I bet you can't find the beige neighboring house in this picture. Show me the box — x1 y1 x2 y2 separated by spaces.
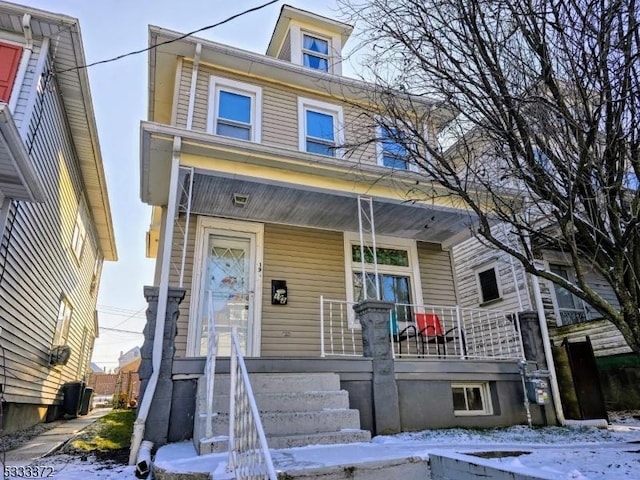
138 5 556 454
0 2 116 433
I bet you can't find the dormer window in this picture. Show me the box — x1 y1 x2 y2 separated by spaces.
302 34 329 72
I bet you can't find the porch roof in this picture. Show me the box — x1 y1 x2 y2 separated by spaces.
141 122 478 246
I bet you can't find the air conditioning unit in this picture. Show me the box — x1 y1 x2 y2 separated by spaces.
49 345 72 366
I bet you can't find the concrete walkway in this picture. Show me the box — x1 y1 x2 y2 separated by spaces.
4 408 112 466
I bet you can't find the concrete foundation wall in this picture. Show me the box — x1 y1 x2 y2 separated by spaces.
1 403 49 435
170 357 542 442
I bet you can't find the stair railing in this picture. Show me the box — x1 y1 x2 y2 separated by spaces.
227 326 277 480
204 290 217 439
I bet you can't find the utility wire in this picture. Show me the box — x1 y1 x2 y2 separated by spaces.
57 0 280 75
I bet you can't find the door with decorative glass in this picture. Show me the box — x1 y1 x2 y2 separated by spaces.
197 232 256 356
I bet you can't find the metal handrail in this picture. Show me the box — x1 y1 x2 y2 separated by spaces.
227 326 277 480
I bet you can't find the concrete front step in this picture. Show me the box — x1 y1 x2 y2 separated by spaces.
199 429 372 454
209 372 342 394
203 390 351 413
197 409 363 438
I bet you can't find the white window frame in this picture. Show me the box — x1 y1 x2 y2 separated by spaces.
451 382 493 416
90 253 103 294
71 203 87 262
53 297 73 346
376 124 414 171
207 76 262 143
343 232 424 328
301 32 331 72
475 264 502 305
298 97 344 158
547 263 591 326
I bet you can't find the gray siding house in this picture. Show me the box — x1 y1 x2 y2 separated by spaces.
0 2 117 433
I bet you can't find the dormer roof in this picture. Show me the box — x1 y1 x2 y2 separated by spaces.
266 4 353 59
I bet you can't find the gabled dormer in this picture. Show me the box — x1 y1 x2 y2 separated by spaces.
266 5 353 76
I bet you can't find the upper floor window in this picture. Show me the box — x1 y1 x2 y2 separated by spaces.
549 264 591 326
71 203 87 262
90 253 103 294
302 34 329 72
53 297 73 346
476 265 501 304
378 126 409 170
0 41 23 103
208 76 262 142
298 97 343 157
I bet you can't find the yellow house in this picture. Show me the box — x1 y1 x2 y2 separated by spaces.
136 5 553 459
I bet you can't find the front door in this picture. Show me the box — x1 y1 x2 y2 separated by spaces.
196 230 257 356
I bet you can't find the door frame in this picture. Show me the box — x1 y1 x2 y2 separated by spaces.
187 217 264 357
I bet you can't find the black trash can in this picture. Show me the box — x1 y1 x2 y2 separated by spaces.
62 381 85 417
79 387 93 415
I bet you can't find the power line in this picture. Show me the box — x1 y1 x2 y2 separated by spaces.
100 327 143 335
57 0 280 75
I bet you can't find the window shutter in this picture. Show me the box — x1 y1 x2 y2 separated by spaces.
0 42 23 103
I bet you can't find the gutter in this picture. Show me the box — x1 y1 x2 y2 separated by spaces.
129 136 182 466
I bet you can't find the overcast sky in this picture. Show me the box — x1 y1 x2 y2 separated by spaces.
16 0 351 369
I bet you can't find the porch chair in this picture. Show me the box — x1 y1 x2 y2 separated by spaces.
415 313 465 357
389 310 418 356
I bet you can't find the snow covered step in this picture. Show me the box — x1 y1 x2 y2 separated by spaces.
210 372 341 394
201 390 351 413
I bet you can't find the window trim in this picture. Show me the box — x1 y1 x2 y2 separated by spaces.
71 203 87 263
301 32 330 72
343 232 424 328
297 97 344 158
548 263 591 326
207 76 262 143
451 382 493 416
475 264 502 305
376 124 413 171
53 297 73 346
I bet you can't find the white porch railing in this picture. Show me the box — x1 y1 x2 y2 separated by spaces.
227 327 277 480
320 297 524 360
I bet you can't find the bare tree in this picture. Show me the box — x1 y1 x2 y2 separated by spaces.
338 0 640 352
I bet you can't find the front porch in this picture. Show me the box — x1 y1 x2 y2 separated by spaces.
138 288 556 452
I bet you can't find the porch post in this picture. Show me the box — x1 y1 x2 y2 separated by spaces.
353 300 401 435
139 285 186 446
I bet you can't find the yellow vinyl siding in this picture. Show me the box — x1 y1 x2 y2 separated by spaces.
417 242 457 306
174 63 381 165
261 224 345 356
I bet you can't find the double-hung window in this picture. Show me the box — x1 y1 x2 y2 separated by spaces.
378 126 409 170
53 297 73 346
549 264 589 326
298 98 343 157
209 76 262 142
71 203 87 262
302 34 330 72
344 233 423 328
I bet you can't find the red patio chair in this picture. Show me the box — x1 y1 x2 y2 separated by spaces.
415 313 463 357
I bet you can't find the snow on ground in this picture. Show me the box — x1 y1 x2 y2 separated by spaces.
33 412 640 479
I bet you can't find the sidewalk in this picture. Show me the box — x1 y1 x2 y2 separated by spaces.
4 408 112 466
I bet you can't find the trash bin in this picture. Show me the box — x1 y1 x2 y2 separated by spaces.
79 387 93 415
62 381 85 417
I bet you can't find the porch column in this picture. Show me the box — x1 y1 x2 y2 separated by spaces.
139 285 186 447
353 300 401 435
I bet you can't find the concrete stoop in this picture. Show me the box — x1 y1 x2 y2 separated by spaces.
194 373 371 455
153 455 430 480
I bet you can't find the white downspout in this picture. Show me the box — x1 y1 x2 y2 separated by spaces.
130 136 182 465
530 272 566 425
9 14 33 114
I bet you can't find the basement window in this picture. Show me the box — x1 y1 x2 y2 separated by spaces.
452 382 493 416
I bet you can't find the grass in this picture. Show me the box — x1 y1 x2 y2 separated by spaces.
65 409 135 463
